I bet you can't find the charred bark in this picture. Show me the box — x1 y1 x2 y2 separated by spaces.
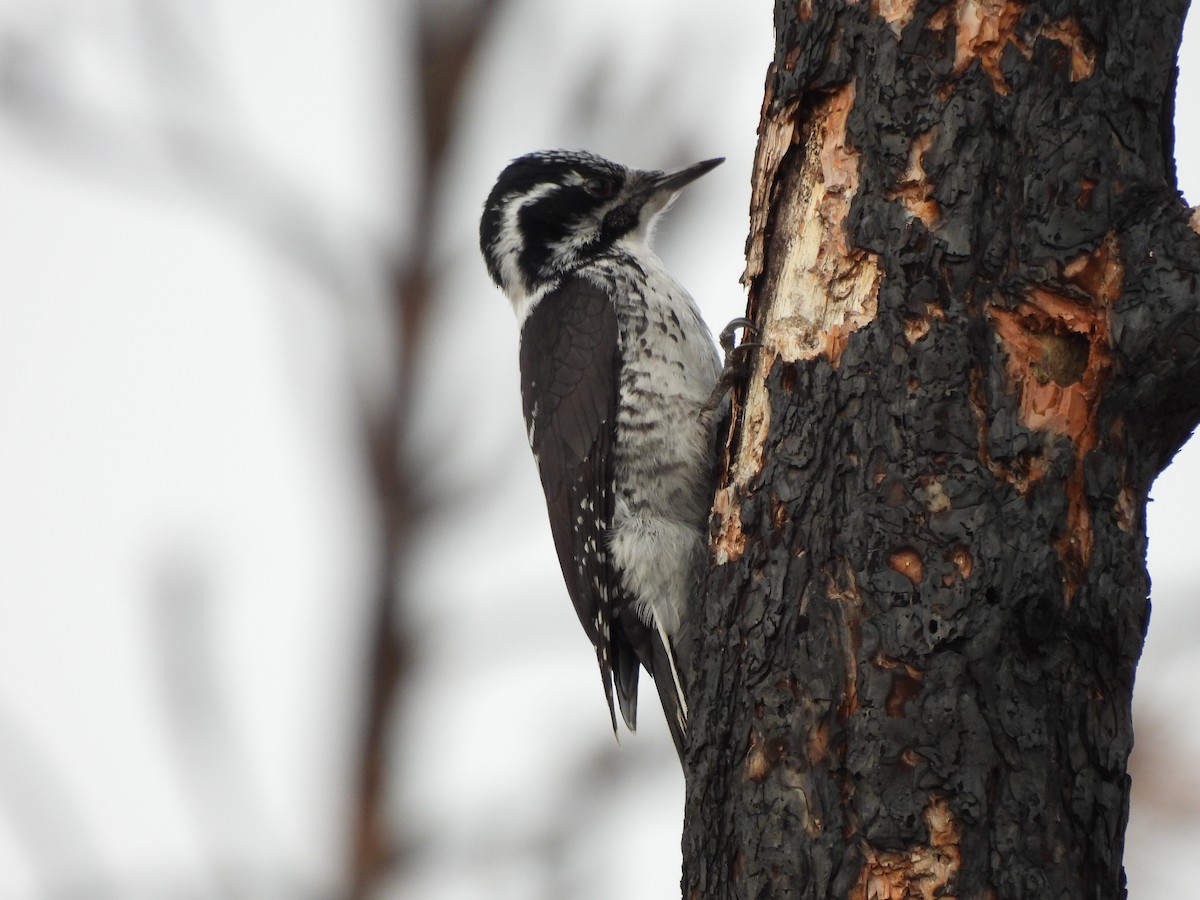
684 2 1199 897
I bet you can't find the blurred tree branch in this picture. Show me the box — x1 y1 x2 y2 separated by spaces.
349 1 501 895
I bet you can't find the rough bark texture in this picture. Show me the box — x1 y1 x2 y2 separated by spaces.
684 2 1200 897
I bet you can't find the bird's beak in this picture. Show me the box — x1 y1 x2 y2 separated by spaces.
653 157 725 194
636 157 724 221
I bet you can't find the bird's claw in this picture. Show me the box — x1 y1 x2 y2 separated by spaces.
718 317 756 355
704 317 758 413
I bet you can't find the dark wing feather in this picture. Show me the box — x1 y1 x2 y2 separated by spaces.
520 277 631 734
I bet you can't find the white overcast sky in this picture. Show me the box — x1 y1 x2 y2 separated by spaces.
0 2 1197 899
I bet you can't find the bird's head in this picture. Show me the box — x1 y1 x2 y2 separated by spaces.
479 150 723 314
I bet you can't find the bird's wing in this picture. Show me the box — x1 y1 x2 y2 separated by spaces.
519 276 643 735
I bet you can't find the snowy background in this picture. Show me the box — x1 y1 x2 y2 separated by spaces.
0 2 1196 898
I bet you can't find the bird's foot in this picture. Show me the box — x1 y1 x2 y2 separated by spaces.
703 317 758 413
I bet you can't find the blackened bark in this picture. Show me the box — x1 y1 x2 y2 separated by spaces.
684 2 1199 898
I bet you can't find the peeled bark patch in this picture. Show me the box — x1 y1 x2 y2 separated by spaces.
851 795 962 900
887 548 924 584
729 83 881 492
950 0 1027 93
942 1 1096 93
754 82 880 368
989 234 1122 597
888 128 941 228
710 484 747 565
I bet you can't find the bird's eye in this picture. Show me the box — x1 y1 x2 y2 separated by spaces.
583 177 614 199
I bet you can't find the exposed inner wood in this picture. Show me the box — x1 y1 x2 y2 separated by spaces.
734 83 882 487
933 1 1096 93
888 127 942 228
988 233 1122 598
850 794 963 900
874 0 919 36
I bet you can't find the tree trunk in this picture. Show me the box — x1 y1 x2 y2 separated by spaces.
683 2 1199 897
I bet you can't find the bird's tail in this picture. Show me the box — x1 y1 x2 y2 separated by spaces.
648 619 688 760
607 618 688 761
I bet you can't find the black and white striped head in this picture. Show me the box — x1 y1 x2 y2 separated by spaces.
479 149 723 316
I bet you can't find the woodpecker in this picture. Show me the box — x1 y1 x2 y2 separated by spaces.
479 150 724 757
